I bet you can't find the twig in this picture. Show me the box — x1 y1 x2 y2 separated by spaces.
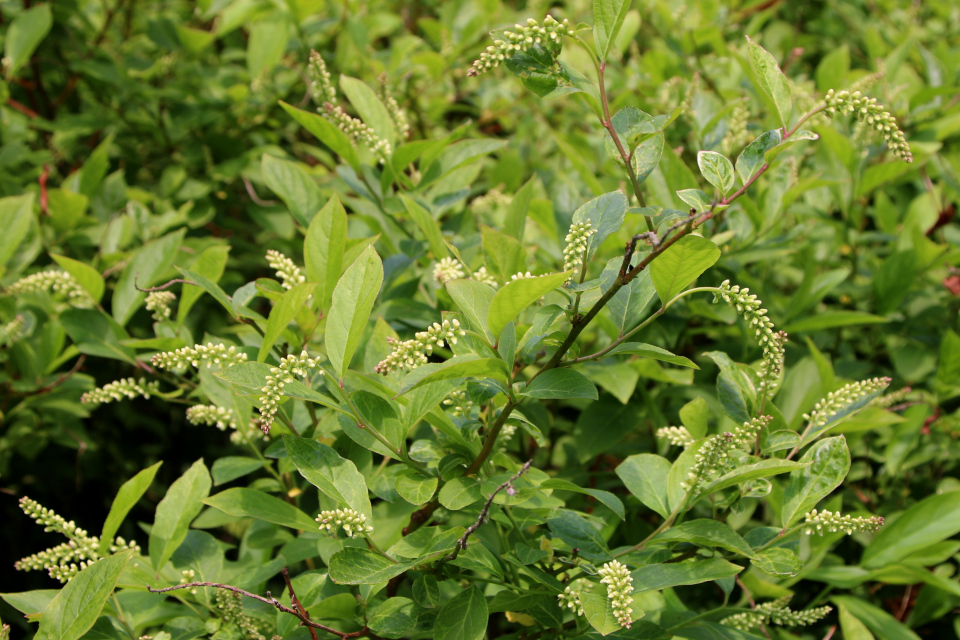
148 581 370 639
134 276 197 292
822 625 837 640
283 568 319 640
244 176 278 206
6 98 39 118
14 354 87 397
448 459 533 560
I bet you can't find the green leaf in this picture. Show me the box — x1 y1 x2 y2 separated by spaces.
178 245 229 322
765 130 819 163
481 225 526 285
503 176 537 241
60 309 136 363
746 36 792 128
0 194 34 268
616 454 672 518
398 358 511 396
488 272 569 339
781 436 850 527
258 282 315 361
831 596 920 640
838 601 876 640
51 254 105 303
547 510 609 561
402 194 448 260
438 477 484 510
703 459 810 495
283 435 372 519
149 458 211 570
78 135 112 198
754 548 802 577
413 574 440 608
435 586 488 640
447 278 497 341
697 151 736 196
680 397 710 438
650 235 721 304
654 519 759 560
246 16 288 76
325 245 383 379
862 491 960 569
4 4 52 79
522 368 598 400
541 478 625 519
571 191 629 261
113 229 186 326
261 154 323 226
204 487 317 530
676 188 713 213
304 195 347 314
340 75 396 143
329 548 418 585
211 457 267 486
603 262 656 335
396 472 439 506
422 140 510 187
99 462 162 556
47 189 88 232
368 598 420 639
607 342 699 368
580 591 626 636
279 101 360 171
214 361 271 389
630 558 744 593
783 311 890 333
35 550 133 640
593 0 631 60
735 130 781 185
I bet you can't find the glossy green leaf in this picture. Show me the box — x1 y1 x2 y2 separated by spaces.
580 591 627 636
481 225 525 284
368 598 420 639
831 596 920 640
402 194 448 260
676 188 712 212
304 195 347 313
396 472 439 506
547 510 609 561
654 519 759 560
783 311 890 333
615 453 672 518
435 586 488 640
204 487 317 530
781 436 850 527
178 245 229 322
703 459 809 495
258 282 315 361
630 557 743 593
541 478 625 519
283 435 372 519
438 477 484 510
149 458 211 570
177 267 236 318
0 194 34 267
35 550 133 640
447 278 497 341
593 0 631 60
862 491 960 569
325 245 382 379
329 547 418 585
799 380 889 447
398 358 510 396
522 368 598 400
4 4 52 78
113 229 186 326
99 461 161 556
754 548 802 577
571 191 629 261
339 75 396 143
261 154 323 226
279 101 360 170
607 342 699 368
735 130 781 185
746 36 792 128
51 254 105 303
697 151 735 195
503 175 537 240
211 456 266 486
650 235 721 304
488 272 569 338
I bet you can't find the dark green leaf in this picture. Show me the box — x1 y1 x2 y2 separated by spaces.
99 461 162 556
522 368 598 400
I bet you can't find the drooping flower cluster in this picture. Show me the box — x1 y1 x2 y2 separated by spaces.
186 404 238 431
803 509 884 536
4 270 93 307
259 351 321 432
1 622 9 640
81 378 160 404
562 220 596 274
557 586 585 617
375 319 465 374
723 597 832 631
14 497 140 583
871 386 912 409
433 257 465 284
266 249 307 290
472 266 498 287
317 507 373 537
443 389 474 417
802 377 892 430
511 271 535 281
679 417 770 493
215 590 278 640
152 342 248 371
758 330 788 397
307 50 337 105
823 89 912 162
730 415 772 448
656 426 694 448
324 102 391 157
145 291 176 321
467 15 572 77
722 99 750 154
598 560 633 629
379 73 410 139
0 315 24 347
715 281 785 398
